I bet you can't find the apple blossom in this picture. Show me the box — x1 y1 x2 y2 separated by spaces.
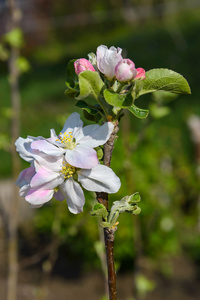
96 45 123 80
30 112 114 169
115 59 137 82
16 151 121 214
74 58 95 75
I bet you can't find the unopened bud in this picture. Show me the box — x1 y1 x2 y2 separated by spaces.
74 58 95 75
115 59 137 82
135 68 146 80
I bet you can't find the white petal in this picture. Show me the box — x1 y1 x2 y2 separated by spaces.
33 152 64 172
60 178 85 214
15 136 45 162
61 112 83 135
77 122 114 148
31 140 64 156
65 145 99 169
50 129 57 138
78 165 121 193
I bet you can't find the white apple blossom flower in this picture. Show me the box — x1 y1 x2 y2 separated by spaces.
96 45 123 80
29 112 114 169
16 152 121 214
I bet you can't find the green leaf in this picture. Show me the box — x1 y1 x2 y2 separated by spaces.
103 89 133 108
137 68 191 97
75 100 100 115
128 104 149 119
91 203 108 220
65 59 79 96
108 193 141 226
83 110 102 122
76 70 105 100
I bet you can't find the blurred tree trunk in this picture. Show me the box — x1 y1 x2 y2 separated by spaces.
6 1 21 300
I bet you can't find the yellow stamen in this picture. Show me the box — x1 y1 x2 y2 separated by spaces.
60 162 76 179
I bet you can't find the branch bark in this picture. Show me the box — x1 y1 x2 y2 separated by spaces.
96 121 119 300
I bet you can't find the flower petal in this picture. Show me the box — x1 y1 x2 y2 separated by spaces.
53 190 65 201
34 153 63 172
16 166 35 188
31 140 64 156
30 167 63 189
60 178 85 214
25 188 54 205
61 112 83 135
65 145 99 169
78 165 121 193
76 122 114 148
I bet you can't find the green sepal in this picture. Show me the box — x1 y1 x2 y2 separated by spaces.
128 104 149 119
91 203 108 220
65 59 79 96
137 68 191 97
103 89 133 108
95 146 104 160
76 70 105 100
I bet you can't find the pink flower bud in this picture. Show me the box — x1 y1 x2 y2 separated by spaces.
74 58 95 75
115 59 137 82
135 68 146 80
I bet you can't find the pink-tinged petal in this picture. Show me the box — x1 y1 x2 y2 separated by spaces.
30 167 63 189
135 68 146 80
53 190 65 201
115 59 137 82
78 165 121 193
34 153 63 172
16 166 35 188
61 112 83 135
60 178 85 214
31 140 64 156
25 188 54 205
77 122 114 148
65 145 99 169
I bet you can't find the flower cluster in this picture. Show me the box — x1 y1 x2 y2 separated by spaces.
16 112 121 214
74 45 146 82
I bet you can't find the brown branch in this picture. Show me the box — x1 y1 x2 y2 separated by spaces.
96 120 119 300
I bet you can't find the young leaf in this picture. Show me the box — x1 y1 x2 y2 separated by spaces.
76 70 105 100
128 104 149 119
91 203 108 220
137 68 191 97
103 89 133 107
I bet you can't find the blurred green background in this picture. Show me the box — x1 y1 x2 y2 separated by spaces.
0 0 200 299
